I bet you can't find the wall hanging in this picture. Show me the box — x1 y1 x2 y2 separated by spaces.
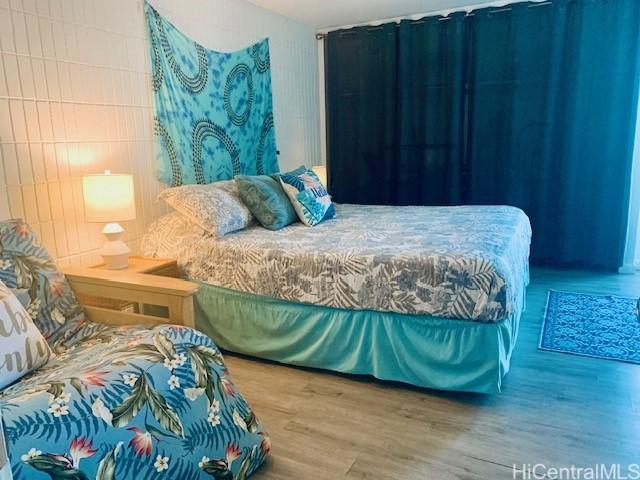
145 2 278 186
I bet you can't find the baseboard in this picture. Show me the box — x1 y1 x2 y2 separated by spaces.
619 263 639 274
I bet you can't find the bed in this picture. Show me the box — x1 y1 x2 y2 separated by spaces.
143 203 531 394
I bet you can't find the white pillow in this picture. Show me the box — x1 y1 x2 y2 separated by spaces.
158 180 254 237
0 280 52 389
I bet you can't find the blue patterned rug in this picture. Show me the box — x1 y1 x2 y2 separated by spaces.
539 290 640 364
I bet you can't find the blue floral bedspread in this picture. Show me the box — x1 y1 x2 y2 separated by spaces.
144 204 532 322
0 324 269 480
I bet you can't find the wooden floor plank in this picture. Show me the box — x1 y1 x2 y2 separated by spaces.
224 268 640 479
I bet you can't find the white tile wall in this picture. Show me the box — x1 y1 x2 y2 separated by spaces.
0 0 321 266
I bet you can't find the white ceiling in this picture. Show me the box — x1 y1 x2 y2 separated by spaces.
246 0 506 30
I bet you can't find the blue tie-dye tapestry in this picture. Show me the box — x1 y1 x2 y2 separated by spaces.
145 2 279 186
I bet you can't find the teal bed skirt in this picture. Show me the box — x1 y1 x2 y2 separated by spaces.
194 282 524 394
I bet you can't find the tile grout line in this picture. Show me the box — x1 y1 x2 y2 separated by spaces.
0 4 148 42
5 7 31 227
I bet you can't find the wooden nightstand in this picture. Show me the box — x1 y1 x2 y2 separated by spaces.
62 257 198 328
88 256 180 277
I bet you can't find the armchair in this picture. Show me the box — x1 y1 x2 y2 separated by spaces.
0 219 269 480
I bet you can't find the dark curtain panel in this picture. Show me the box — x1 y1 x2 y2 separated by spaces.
554 0 640 268
325 0 640 269
467 0 640 269
396 13 467 205
465 4 563 263
325 25 398 204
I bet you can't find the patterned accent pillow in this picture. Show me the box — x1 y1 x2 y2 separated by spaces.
0 219 86 347
271 165 306 179
235 174 298 230
0 280 52 388
279 168 336 226
159 180 255 237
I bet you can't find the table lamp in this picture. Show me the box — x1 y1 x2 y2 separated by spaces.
82 170 136 269
311 165 327 189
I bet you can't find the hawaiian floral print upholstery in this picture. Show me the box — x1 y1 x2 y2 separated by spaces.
0 324 269 479
143 204 531 322
0 219 85 347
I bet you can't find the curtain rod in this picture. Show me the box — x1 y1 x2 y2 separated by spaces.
315 0 552 39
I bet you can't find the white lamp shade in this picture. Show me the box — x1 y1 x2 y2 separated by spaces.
311 165 327 188
82 172 136 223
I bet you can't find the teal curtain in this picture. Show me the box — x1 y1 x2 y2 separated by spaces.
325 0 640 269
396 13 467 205
467 1 640 268
325 24 398 204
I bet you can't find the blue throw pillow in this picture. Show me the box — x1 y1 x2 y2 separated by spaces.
279 167 335 226
271 165 306 179
235 175 299 230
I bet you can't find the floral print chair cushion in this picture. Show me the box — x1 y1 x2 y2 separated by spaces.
0 219 85 347
0 324 269 479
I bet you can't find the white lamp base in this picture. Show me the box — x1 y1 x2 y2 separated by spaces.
100 222 131 270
